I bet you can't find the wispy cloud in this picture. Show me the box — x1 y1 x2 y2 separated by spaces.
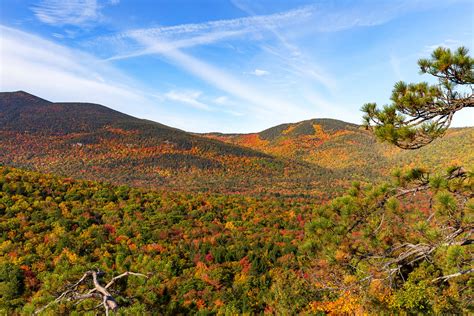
424 39 463 53
96 5 331 119
98 5 314 60
122 6 311 39
0 25 158 118
211 96 244 116
101 0 435 92
248 69 269 76
32 0 101 26
131 32 309 119
230 0 333 89
214 96 229 105
165 90 211 111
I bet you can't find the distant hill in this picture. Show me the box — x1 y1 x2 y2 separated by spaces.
0 91 260 154
204 118 377 169
0 91 331 195
1 91 472 195
203 118 474 175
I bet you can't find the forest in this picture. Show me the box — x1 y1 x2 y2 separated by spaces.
1 164 472 314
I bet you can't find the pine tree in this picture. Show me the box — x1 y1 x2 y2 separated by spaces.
302 47 474 313
362 46 473 149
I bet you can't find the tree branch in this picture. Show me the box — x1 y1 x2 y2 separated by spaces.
35 270 149 315
432 268 474 283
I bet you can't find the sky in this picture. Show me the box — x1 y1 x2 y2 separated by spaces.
0 0 473 133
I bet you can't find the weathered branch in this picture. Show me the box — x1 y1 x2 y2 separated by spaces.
35 270 149 315
105 271 148 289
432 268 474 283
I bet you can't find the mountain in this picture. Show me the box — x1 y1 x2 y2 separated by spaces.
1 91 473 195
203 118 474 175
0 91 330 195
204 118 379 169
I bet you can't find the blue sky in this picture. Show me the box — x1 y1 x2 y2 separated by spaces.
1 0 473 132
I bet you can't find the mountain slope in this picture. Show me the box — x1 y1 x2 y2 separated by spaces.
0 91 330 194
205 118 388 173
2 91 472 195
0 91 264 155
204 118 474 174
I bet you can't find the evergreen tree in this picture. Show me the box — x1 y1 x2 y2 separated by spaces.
362 46 473 149
300 46 474 313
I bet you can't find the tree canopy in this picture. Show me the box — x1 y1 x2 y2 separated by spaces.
362 46 474 149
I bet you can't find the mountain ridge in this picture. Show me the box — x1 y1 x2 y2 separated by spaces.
1 91 473 195
0 91 331 195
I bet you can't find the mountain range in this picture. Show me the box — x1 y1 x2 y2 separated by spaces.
1 91 473 196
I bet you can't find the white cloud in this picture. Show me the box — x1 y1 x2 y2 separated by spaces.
99 4 335 92
131 33 310 119
249 69 269 76
165 90 211 111
125 6 311 38
214 96 228 105
0 25 158 118
32 0 101 27
100 5 314 61
0 24 314 133
231 0 332 89
389 54 402 80
424 39 463 53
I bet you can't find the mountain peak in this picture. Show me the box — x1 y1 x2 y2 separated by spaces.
258 117 359 141
0 90 52 107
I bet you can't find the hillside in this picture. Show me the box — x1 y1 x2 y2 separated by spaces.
204 119 381 170
0 91 332 195
1 91 473 195
0 166 314 314
203 118 474 175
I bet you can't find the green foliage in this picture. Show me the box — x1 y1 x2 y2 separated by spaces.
391 263 439 313
0 263 24 310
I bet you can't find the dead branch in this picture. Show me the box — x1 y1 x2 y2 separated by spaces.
432 268 474 283
35 270 148 315
105 271 148 289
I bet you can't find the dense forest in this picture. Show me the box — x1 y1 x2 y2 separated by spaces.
1 165 472 314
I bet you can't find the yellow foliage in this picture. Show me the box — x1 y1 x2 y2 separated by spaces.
0 240 14 254
225 221 235 229
343 275 357 285
310 291 364 315
335 249 348 262
234 272 248 284
368 279 392 304
53 248 78 265
59 202 69 215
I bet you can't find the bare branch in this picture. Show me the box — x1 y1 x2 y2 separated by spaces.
35 270 148 315
105 271 148 289
432 268 474 283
